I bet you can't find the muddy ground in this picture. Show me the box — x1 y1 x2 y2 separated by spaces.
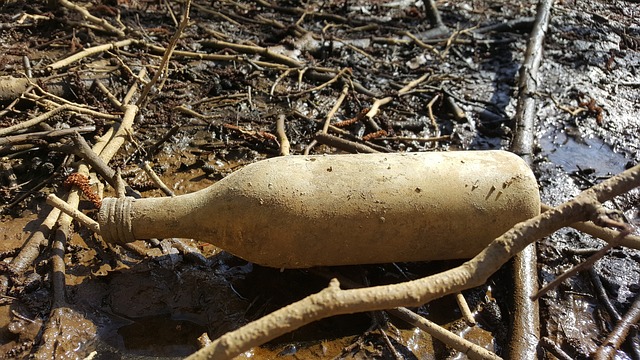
0 0 639 359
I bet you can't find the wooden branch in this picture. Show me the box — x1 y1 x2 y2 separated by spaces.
365 73 429 130
57 0 125 38
507 1 554 358
46 194 101 234
511 0 554 162
137 0 191 106
47 39 133 71
200 39 302 68
140 161 174 197
314 132 380 154
0 125 94 146
595 290 640 359
0 207 61 295
186 163 640 360
541 203 640 249
275 115 290 156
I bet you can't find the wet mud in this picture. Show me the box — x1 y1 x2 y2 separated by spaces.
0 0 638 359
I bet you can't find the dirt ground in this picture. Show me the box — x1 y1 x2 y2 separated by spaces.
0 0 638 359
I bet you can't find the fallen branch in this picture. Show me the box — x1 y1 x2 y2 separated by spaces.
185 161 639 360
57 0 125 37
595 289 640 359
365 72 430 130
531 228 624 301
137 0 192 106
507 1 554 357
314 132 380 154
200 39 303 68
275 114 290 156
0 207 61 296
0 125 95 146
140 161 174 197
305 84 349 155
46 39 133 71
45 194 101 234
390 307 498 360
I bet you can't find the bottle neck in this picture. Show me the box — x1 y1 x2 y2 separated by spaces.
99 196 136 244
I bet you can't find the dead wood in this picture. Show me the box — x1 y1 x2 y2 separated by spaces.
137 0 191 107
314 132 379 154
55 0 125 38
595 290 640 359
275 114 290 156
46 39 133 71
541 203 640 249
50 132 140 198
0 208 61 296
507 0 554 358
186 163 640 359
0 125 94 146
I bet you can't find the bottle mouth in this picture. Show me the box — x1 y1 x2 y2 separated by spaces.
98 197 136 244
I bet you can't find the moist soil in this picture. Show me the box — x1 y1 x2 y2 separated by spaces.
0 0 639 359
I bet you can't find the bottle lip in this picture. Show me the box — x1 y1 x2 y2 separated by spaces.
98 197 136 244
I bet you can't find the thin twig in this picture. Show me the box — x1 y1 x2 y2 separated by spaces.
541 203 640 249
531 226 628 301
456 293 477 326
137 0 191 106
588 267 621 322
47 39 133 71
314 132 380 154
57 0 126 37
46 194 101 234
140 161 174 196
540 337 573 360
595 290 640 360
275 115 290 156
0 126 95 146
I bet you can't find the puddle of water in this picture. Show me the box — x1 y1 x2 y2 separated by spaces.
540 128 628 176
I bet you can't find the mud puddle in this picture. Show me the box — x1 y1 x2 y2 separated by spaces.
540 126 629 176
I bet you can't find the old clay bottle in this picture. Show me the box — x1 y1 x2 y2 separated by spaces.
98 151 540 268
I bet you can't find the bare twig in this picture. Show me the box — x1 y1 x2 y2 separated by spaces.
390 308 498 360
98 104 138 162
46 194 101 234
0 207 61 295
314 132 380 154
140 161 174 196
57 0 125 37
541 203 640 249
588 267 621 322
200 39 302 68
595 290 640 359
540 337 573 360
275 115 290 156
0 126 95 146
456 293 477 326
531 225 628 301
47 39 133 71
365 73 430 128
137 0 192 106
305 84 349 155
0 105 69 137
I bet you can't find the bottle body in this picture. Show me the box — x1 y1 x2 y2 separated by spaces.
99 151 540 268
